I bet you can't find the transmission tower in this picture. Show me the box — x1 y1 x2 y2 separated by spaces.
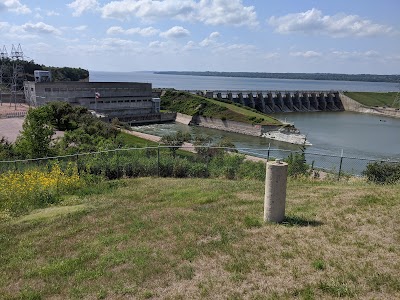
10 44 26 109
0 45 9 106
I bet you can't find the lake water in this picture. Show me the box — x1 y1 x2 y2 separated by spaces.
92 71 400 171
91 71 399 92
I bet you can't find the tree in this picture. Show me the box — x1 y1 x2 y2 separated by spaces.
160 131 191 158
0 137 14 160
14 106 54 158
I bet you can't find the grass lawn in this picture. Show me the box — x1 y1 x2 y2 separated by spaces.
1 178 399 299
118 132 159 147
204 97 281 125
344 92 398 108
161 91 281 126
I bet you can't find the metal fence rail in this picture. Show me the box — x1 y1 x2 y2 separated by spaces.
0 145 398 178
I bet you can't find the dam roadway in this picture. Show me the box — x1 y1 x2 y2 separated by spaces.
184 90 344 113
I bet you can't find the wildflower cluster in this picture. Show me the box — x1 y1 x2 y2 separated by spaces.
0 162 82 216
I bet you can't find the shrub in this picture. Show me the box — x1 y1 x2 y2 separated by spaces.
285 152 309 177
362 162 400 184
0 162 82 216
237 161 265 181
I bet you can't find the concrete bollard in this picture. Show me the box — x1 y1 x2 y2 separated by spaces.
264 159 288 223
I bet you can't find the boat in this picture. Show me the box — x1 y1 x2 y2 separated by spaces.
262 126 312 146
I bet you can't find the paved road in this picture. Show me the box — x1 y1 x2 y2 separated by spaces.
0 118 24 143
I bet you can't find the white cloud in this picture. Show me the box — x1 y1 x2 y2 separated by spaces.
290 50 322 58
74 25 88 31
0 21 9 31
264 52 280 60
197 0 258 27
209 31 220 39
20 22 61 35
67 0 99 17
46 10 60 16
331 50 380 59
199 31 220 47
100 0 258 27
160 26 190 39
269 8 394 37
107 26 160 37
0 0 31 14
183 40 198 51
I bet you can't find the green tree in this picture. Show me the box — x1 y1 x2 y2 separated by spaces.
285 152 309 177
0 137 14 160
14 106 54 158
160 131 191 158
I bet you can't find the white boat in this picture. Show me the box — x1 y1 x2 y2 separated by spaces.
262 126 312 146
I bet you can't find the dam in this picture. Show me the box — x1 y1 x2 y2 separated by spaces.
186 90 344 113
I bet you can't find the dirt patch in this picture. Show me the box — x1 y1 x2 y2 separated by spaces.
0 103 29 116
0 117 24 142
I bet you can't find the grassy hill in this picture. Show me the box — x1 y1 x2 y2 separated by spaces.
161 90 281 126
1 177 399 299
344 92 398 108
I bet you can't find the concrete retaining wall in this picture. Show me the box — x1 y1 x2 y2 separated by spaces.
340 93 400 119
192 116 264 136
175 113 193 125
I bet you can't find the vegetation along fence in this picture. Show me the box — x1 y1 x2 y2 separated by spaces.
0 145 398 183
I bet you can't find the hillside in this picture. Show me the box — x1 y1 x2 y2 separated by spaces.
161 90 281 125
344 92 399 108
0 58 89 84
1 177 399 299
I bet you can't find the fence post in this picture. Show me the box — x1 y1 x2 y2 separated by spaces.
264 159 288 223
76 154 80 175
267 143 271 161
14 160 17 172
157 145 160 177
338 149 344 181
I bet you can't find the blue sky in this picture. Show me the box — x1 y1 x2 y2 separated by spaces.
0 0 399 74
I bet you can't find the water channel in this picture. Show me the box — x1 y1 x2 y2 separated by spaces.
92 71 400 173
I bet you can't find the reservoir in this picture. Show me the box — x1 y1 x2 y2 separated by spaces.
132 111 400 161
91 71 399 92
92 71 400 171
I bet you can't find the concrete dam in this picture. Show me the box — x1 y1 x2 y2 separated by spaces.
188 90 344 113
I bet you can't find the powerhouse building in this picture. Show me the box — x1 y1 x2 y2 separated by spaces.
23 81 161 123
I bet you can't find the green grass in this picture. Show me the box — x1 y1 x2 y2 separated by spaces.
344 92 398 108
0 178 399 299
205 97 281 125
161 90 281 125
118 131 159 147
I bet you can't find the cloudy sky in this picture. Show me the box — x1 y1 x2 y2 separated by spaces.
0 0 399 74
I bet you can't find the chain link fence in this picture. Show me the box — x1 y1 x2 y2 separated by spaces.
0 145 398 180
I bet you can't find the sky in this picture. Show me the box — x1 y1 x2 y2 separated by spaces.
0 0 399 74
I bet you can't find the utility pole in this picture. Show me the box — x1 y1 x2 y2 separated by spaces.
0 45 9 106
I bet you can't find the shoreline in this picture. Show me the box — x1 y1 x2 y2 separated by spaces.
121 129 267 163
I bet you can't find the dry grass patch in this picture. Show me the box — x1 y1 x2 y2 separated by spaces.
0 178 399 299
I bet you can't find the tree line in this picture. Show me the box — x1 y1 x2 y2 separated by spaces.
155 71 400 83
0 58 89 85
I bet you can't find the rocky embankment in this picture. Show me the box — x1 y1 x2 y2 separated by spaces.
340 93 400 118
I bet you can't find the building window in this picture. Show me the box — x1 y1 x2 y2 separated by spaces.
45 88 51 92
53 88 59 92
31 88 34 91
